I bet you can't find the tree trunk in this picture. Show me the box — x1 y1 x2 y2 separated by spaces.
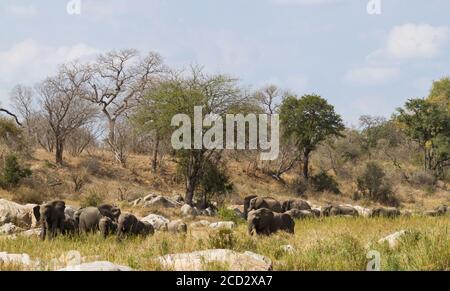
107 118 126 167
55 139 64 165
185 176 197 206
302 149 310 179
151 137 160 173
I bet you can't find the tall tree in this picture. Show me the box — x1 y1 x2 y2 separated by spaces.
83 49 165 166
280 94 344 178
395 98 450 175
38 65 97 165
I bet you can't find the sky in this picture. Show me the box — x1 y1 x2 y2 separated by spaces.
0 0 449 126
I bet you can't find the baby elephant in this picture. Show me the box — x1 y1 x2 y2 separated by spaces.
99 217 118 238
117 213 154 240
247 208 295 236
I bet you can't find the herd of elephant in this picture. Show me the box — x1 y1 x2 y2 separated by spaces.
33 202 152 241
244 195 449 235
33 196 448 240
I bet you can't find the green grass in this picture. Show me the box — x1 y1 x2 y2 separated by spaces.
0 216 448 271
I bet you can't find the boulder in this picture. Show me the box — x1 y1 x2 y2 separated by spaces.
144 196 179 208
201 207 217 217
0 252 38 269
131 198 142 207
351 205 371 218
58 261 133 271
143 193 158 202
167 219 187 233
141 214 169 231
0 223 24 235
156 249 272 271
0 199 34 228
181 204 200 217
378 230 408 249
209 221 235 230
227 205 245 218
190 220 211 228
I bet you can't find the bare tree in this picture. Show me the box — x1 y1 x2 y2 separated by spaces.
10 85 34 128
83 49 165 166
38 64 97 165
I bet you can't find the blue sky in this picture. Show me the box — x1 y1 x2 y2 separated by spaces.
1 0 449 126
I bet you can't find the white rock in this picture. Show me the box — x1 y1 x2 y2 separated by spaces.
58 261 133 271
156 249 272 271
209 221 236 230
143 193 158 202
351 205 372 218
378 230 408 249
227 205 245 218
181 204 200 217
0 252 36 268
0 223 24 235
144 196 179 208
0 199 34 228
190 220 211 228
141 214 170 231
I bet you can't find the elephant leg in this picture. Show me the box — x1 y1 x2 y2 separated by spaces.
40 223 46 241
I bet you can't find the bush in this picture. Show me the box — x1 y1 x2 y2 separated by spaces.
310 171 340 194
357 162 399 206
218 207 245 224
80 188 105 207
14 186 47 204
409 171 437 188
80 158 102 176
0 155 32 188
291 177 308 196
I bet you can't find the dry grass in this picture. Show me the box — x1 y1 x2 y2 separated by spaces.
1 216 448 271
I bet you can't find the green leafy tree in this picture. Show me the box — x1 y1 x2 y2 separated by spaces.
395 98 450 175
428 77 450 111
0 155 32 188
280 94 345 178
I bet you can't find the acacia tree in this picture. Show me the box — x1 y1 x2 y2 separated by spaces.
280 94 344 179
39 65 97 165
133 68 247 205
83 49 165 166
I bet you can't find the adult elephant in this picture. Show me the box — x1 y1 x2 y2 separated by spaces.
33 200 66 240
371 207 401 218
282 199 311 212
98 204 121 222
117 213 154 240
248 197 282 215
321 205 359 217
77 207 103 234
243 195 258 219
247 208 295 235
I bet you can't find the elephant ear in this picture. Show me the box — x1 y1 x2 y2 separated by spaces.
261 208 274 219
33 205 41 222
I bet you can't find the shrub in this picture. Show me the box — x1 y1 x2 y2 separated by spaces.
218 207 245 224
14 186 47 204
310 171 340 194
80 158 102 176
80 188 105 207
0 155 32 188
198 159 233 208
291 177 308 196
357 162 399 206
409 171 437 188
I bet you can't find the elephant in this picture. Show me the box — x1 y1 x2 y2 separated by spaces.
97 204 121 222
248 197 283 215
247 208 295 235
99 217 118 238
282 199 311 212
62 215 77 236
370 207 401 218
77 207 103 233
285 209 315 219
33 200 66 240
117 213 154 240
167 219 188 233
321 205 359 217
243 195 258 219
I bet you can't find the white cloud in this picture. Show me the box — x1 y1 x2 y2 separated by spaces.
0 40 99 102
386 24 449 59
4 4 38 17
345 66 399 85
